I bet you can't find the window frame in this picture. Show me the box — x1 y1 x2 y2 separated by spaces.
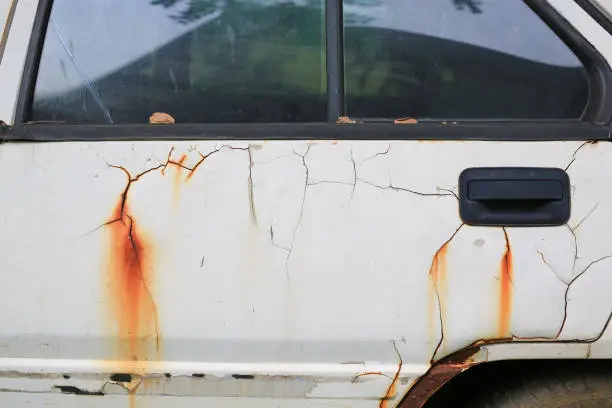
575 0 612 36
5 0 612 142
531 0 612 124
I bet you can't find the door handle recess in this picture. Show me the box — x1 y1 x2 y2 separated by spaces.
459 167 570 227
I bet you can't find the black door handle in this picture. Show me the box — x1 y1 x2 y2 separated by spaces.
459 168 570 227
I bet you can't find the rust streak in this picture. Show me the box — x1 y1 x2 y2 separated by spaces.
174 154 187 167
380 342 403 408
167 154 188 171
429 224 463 362
186 153 207 181
170 154 187 204
160 147 175 176
429 244 448 286
429 245 447 361
103 147 224 364
107 167 160 364
499 228 513 337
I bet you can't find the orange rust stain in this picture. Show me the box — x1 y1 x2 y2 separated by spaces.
175 154 187 168
380 377 398 408
161 147 175 176
186 155 206 181
429 244 449 317
428 242 449 355
172 154 187 203
429 244 448 285
129 393 136 408
107 184 159 363
380 349 402 408
499 230 513 337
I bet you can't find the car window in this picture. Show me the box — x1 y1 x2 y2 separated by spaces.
30 0 326 124
29 0 591 123
343 0 589 119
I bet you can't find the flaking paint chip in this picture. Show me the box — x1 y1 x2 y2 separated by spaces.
149 112 176 124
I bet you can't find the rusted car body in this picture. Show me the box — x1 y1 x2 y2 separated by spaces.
1 0 612 407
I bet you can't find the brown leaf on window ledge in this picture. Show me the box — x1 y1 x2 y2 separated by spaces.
149 112 176 124
394 117 418 124
336 116 357 124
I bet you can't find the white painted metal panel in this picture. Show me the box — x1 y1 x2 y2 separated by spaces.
1 0 612 407
0 140 609 407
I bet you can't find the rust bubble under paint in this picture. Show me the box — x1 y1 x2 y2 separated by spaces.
499 229 513 337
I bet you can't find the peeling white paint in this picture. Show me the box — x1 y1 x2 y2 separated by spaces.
0 357 424 400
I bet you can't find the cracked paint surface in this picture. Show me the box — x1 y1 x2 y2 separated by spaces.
0 140 612 407
105 165 160 365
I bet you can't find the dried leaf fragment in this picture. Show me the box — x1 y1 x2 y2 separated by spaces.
149 112 176 124
394 117 418 124
337 116 357 124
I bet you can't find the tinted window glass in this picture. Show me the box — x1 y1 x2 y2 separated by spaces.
31 0 326 124
344 0 589 119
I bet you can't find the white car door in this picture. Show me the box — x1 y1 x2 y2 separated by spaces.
1 0 612 407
